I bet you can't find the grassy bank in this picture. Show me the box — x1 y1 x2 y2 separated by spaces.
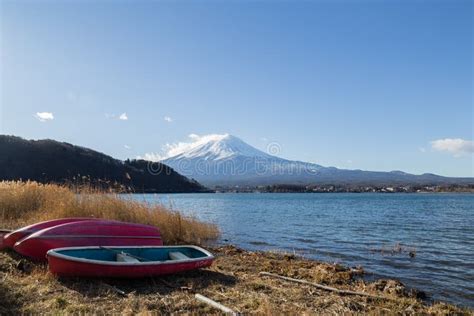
1 246 471 315
0 181 471 314
0 181 219 244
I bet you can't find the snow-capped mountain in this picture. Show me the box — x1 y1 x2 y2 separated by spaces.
163 134 273 161
161 134 471 187
161 134 323 185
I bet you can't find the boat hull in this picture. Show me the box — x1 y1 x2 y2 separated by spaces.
14 220 163 261
0 229 12 250
3 218 96 249
47 246 214 278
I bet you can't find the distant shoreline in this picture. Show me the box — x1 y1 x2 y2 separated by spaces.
210 184 474 194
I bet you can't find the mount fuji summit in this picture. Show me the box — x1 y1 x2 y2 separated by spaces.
161 134 322 186
161 134 471 187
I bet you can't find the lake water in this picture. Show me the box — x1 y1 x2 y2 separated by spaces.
133 193 474 308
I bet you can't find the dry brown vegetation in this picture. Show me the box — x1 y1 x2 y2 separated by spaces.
0 181 219 244
0 181 471 314
1 246 472 315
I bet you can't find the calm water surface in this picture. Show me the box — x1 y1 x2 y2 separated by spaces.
133 193 474 308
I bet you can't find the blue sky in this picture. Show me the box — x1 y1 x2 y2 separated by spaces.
1 0 472 177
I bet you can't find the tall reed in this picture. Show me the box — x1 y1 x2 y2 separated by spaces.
0 181 219 244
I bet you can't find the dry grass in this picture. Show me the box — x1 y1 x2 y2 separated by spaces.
0 181 471 314
0 181 219 244
0 246 472 315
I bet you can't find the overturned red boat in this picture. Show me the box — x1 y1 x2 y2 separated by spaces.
3 218 96 249
47 245 214 278
14 220 163 261
0 229 12 250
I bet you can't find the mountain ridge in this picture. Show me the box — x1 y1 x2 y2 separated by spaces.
162 134 473 187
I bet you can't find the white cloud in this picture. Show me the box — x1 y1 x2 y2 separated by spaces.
164 116 173 123
140 133 229 161
137 152 164 162
35 112 54 122
431 138 474 157
105 113 129 120
166 133 229 158
119 113 128 120
124 145 131 150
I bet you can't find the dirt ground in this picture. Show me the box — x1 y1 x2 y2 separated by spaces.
0 245 471 315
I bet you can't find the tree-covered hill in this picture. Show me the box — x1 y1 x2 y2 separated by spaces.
0 135 209 193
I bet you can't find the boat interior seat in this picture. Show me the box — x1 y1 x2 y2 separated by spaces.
116 253 140 263
169 251 189 260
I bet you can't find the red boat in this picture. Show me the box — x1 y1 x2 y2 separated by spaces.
14 220 163 261
2 218 96 249
47 245 214 278
0 229 12 250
